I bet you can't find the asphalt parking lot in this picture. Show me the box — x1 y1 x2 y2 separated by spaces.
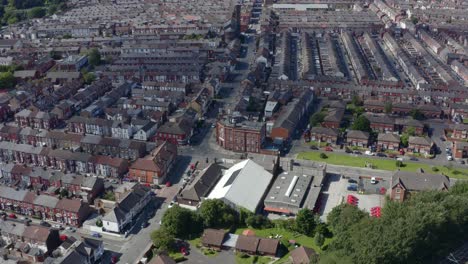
319 174 387 221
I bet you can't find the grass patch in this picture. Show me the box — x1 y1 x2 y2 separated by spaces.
235 253 272 264
202 248 219 257
188 237 202 249
308 141 329 147
297 152 468 179
168 252 186 263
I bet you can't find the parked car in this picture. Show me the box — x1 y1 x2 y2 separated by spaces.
91 232 101 238
440 137 446 141
409 157 418 161
53 224 64 230
458 160 465 164
376 153 387 157
324 146 333 152
447 155 453 161
353 150 362 155
347 185 358 191
8 213 16 219
111 255 119 264
40 221 51 227
365 150 375 156
310 146 319 150
168 201 175 208
371 177 377 184
345 147 352 153
347 179 358 184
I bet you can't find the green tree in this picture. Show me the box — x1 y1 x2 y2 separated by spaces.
401 133 409 147
324 182 468 264
405 126 416 136
327 204 367 234
199 199 237 228
409 109 424 120
351 95 363 106
351 115 371 132
320 153 328 159
294 209 317 236
87 48 101 66
150 229 175 252
28 6 46 18
310 112 325 127
396 160 403 167
314 232 325 247
59 188 68 197
161 205 201 239
83 72 96 84
47 4 58 15
384 102 393 114
410 16 419 25
0 72 15 89
103 191 115 201
246 214 271 229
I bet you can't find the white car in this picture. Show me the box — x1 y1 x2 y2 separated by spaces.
365 151 375 156
447 156 453 161
370 177 377 184
168 202 175 208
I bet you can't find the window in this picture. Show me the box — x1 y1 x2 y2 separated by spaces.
396 188 401 194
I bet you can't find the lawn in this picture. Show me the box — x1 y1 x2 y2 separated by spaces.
297 152 468 179
235 253 273 264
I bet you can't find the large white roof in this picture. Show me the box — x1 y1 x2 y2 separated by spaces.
208 159 273 212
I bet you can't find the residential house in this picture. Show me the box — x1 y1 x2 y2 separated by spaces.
346 130 369 147
321 109 344 129
128 141 177 184
407 136 433 154
201 229 227 250
111 121 134 139
93 156 129 178
52 236 104 264
15 109 60 129
364 113 395 133
377 133 400 151
102 184 151 234
216 116 266 153
395 118 425 136
452 124 468 140
309 127 338 145
177 163 224 210
156 118 194 145
68 116 113 137
188 87 212 119
290 246 317 264
133 121 158 141
0 221 61 255
453 141 468 159
390 171 449 202
46 71 81 84
235 235 279 257
149 255 176 264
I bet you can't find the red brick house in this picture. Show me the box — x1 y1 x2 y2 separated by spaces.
15 109 60 130
452 124 468 140
407 136 433 154
364 100 386 113
216 117 266 153
321 109 344 129
453 141 468 159
309 127 338 145
364 113 395 133
129 141 177 184
377 133 400 151
395 118 425 136
346 130 369 147
201 229 227 250
155 118 193 145
390 171 449 202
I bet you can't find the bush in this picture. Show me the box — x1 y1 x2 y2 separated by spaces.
396 160 403 167
314 233 325 247
239 253 249 259
432 167 439 172
320 153 328 159
96 219 103 227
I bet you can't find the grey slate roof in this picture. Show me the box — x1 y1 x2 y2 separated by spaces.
392 171 450 191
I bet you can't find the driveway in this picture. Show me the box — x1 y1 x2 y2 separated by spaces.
183 248 236 264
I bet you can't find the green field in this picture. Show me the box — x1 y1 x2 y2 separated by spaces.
235 253 272 264
297 152 468 179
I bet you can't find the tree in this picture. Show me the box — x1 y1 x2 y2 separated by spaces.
310 112 325 127
324 182 468 264
199 199 237 228
0 72 15 89
103 191 115 201
246 214 271 229
396 160 403 168
87 48 101 66
161 205 201 239
151 229 175 252
405 126 416 136
351 115 371 132
327 204 367 234
410 16 419 25
294 209 317 236
409 109 424 120
83 72 96 84
59 188 68 197
351 95 363 106
47 4 58 15
320 153 328 159
28 7 46 18
384 102 393 114
400 133 409 147
314 232 325 247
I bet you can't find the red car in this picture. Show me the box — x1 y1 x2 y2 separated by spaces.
324 146 333 152
165 181 172 187
111 255 118 264
8 213 16 219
